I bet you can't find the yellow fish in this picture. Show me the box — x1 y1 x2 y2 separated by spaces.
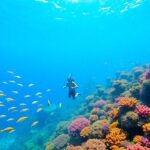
9 129 16 133
17 116 28 123
32 101 38 104
24 95 31 98
15 75 21 79
20 108 29 112
35 92 42 96
0 127 15 133
36 108 43 112
28 83 35 87
6 98 14 102
0 93 5 97
31 121 39 127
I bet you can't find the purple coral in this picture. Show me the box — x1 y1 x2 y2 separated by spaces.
135 105 150 117
68 117 90 137
141 136 150 148
144 69 150 80
93 100 106 107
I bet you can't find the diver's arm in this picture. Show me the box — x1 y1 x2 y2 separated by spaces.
72 82 78 89
63 83 68 88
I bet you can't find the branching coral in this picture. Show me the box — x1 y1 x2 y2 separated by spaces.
118 97 138 108
135 105 150 117
109 108 119 118
82 139 106 150
80 126 91 138
143 123 150 134
66 146 83 150
106 128 126 147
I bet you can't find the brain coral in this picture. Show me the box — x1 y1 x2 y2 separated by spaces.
127 144 149 150
118 97 138 108
82 139 106 150
106 128 126 147
133 135 142 144
80 126 91 138
135 105 150 117
143 123 150 134
68 117 90 137
53 134 70 150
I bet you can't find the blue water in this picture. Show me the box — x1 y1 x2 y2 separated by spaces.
0 0 150 149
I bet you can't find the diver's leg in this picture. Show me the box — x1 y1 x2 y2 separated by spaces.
68 90 72 98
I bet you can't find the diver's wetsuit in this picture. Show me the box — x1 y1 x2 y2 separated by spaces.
66 81 77 99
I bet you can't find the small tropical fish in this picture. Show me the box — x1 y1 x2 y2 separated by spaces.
28 83 35 87
8 70 14 74
17 116 28 123
36 107 43 112
0 93 5 97
59 102 62 108
8 106 17 111
35 92 42 96
38 96 42 99
15 75 21 79
0 104 5 107
9 129 16 133
0 90 4 93
20 103 27 106
35 0 48 3
0 101 3 103
0 115 7 118
17 83 24 87
47 99 51 107
31 121 39 127
0 127 15 133
7 118 15 122
32 101 38 104
38 104 43 107
46 89 51 92
9 80 16 83
2 81 8 84
12 91 19 94
20 108 29 112
24 95 31 98
11 110 18 113
6 98 14 102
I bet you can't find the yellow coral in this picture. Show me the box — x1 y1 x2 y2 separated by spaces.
143 123 150 134
80 126 91 138
89 114 98 122
109 121 119 130
133 135 142 144
118 97 138 107
109 108 119 118
110 145 126 150
106 128 126 146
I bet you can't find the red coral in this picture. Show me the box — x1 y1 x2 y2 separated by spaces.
127 144 149 150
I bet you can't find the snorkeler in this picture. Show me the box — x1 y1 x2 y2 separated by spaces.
63 74 80 99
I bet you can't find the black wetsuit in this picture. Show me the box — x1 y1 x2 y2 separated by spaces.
67 82 76 99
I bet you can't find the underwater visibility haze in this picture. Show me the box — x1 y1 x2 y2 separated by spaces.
0 0 150 149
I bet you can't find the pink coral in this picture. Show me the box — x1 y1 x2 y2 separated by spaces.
127 144 149 150
135 105 150 117
93 100 106 107
68 117 90 137
141 137 150 147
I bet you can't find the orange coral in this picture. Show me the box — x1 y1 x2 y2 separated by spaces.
143 123 150 134
67 146 83 150
118 97 138 108
109 121 119 130
82 139 106 150
91 108 100 114
89 114 98 122
109 108 119 118
111 145 126 150
80 126 91 138
106 128 126 147
133 135 142 144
